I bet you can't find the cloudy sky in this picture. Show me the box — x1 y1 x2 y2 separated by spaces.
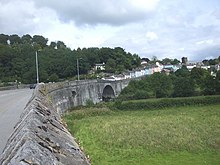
0 0 220 61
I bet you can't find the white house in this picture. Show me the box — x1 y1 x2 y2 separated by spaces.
163 65 180 72
186 64 196 71
201 65 210 70
123 72 132 79
94 63 105 71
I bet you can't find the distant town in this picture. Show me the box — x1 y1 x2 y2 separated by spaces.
99 57 220 81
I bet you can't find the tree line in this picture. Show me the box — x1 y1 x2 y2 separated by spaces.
0 34 141 84
118 66 220 100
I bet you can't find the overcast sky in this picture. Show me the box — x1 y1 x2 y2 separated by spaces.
0 0 220 61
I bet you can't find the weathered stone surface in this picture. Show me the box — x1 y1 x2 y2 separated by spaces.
0 79 132 164
0 85 90 165
47 79 130 113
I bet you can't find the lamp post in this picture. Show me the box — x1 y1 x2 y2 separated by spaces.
35 51 39 84
77 58 82 81
77 58 80 81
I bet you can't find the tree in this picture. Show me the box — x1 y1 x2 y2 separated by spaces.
131 54 141 68
202 59 209 65
48 73 59 82
0 34 9 45
216 70 220 94
57 41 66 49
161 58 172 65
190 67 209 87
171 59 180 65
0 44 16 80
150 73 173 98
49 41 57 49
116 64 125 73
173 77 195 97
161 58 180 65
175 65 190 77
9 34 21 45
208 59 218 65
21 34 32 44
203 75 217 95
22 67 36 84
105 58 116 73
86 47 100 67
0 33 142 83
118 79 151 100
152 56 158 62
32 35 48 48
99 47 114 63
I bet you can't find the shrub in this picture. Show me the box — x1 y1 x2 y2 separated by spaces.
112 95 220 111
86 99 95 107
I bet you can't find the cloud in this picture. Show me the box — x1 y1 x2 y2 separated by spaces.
196 40 214 45
0 0 36 34
146 32 158 41
0 0 59 35
33 0 160 26
190 45 220 62
0 0 220 62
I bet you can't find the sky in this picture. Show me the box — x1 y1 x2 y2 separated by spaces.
0 0 220 62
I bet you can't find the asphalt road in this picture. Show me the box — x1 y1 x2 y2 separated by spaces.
0 88 33 154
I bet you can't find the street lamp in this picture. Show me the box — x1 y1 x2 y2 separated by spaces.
35 50 41 84
77 58 82 81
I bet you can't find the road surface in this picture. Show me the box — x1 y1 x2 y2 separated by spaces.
0 88 33 153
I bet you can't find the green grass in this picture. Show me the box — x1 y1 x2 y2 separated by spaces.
63 105 220 165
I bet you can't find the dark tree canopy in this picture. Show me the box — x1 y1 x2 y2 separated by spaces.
32 35 48 48
21 34 32 44
9 34 21 45
0 33 141 84
0 34 9 45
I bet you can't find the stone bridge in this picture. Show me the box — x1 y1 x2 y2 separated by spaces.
47 79 130 114
0 78 131 164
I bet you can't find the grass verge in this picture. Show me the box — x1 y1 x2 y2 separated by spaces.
63 104 220 165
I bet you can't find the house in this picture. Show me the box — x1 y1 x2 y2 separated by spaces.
162 68 175 75
103 74 126 81
94 63 105 71
114 74 125 80
145 63 162 75
141 60 148 67
130 71 136 78
145 67 153 75
102 76 115 81
201 65 210 70
186 64 196 71
123 72 132 79
151 63 163 73
163 65 180 72
215 64 220 71
133 68 146 78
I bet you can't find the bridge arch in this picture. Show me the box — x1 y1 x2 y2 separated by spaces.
102 85 115 101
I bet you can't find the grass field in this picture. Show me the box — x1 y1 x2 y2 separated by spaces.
63 104 220 165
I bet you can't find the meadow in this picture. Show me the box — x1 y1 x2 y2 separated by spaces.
63 104 220 165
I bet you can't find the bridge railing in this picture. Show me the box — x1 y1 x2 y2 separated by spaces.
0 84 90 165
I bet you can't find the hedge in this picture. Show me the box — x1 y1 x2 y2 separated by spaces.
112 95 220 111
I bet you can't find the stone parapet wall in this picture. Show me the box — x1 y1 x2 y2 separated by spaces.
0 84 90 165
0 79 131 164
46 80 102 114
